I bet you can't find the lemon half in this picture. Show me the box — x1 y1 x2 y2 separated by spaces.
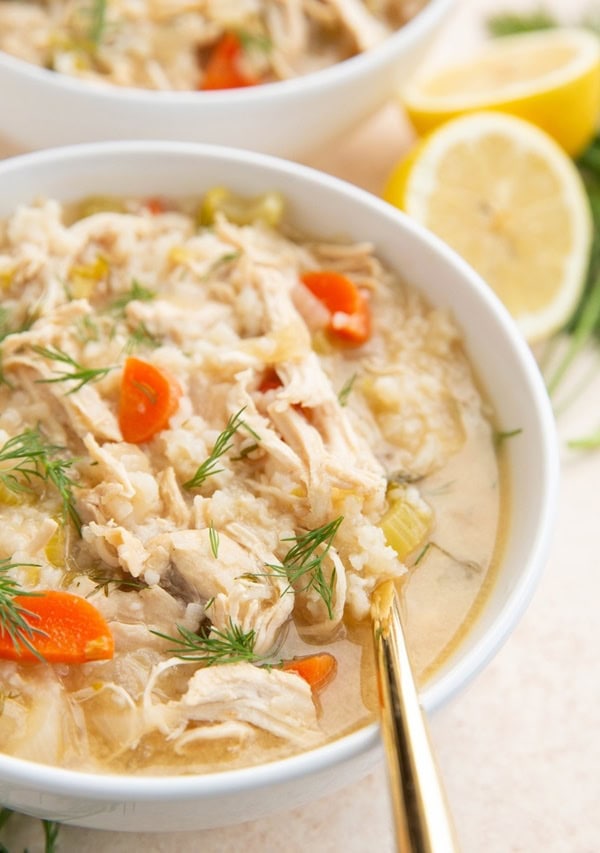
384 111 592 342
402 28 600 156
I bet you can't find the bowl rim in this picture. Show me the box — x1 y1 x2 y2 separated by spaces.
0 139 559 801
0 0 455 103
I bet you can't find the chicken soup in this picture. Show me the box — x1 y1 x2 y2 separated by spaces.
0 0 427 91
0 190 506 773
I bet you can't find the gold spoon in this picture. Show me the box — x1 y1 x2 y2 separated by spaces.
371 579 460 853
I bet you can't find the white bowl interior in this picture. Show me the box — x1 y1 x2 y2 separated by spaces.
0 142 559 830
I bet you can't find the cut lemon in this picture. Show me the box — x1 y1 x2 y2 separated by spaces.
384 112 592 342
402 28 600 156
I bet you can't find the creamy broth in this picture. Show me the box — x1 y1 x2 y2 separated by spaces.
0 192 505 774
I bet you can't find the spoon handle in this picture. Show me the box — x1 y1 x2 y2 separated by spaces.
372 580 460 853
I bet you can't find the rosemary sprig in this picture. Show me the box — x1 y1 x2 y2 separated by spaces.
184 408 259 489
110 279 156 315
0 559 46 661
32 344 113 394
268 517 343 619
150 619 260 665
0 429 82 532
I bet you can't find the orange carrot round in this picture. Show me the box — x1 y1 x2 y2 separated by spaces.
0 590 114 664
282 652 337 691
119 357 182 444
300 271 371 346
200 33 260 91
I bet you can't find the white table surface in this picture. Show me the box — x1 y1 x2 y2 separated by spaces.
2 0 600 850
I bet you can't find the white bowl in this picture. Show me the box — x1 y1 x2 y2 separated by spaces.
0 141 559 831
0 0 453 157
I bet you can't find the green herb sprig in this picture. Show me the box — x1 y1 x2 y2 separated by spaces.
337 373 357 407
32 345 113 394
184 408 260 489
110 279 156 315
0 429 82 532
0 808 60 853
0 559 45 660
151 619 260 666
267 517 343 619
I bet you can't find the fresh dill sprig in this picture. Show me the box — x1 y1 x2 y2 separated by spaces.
0 429 82 533
87 0 108 46
267 517 343 619
32 344 113 394
486 9 557 37
150 619 260 665
236 29 273 54
0 809 61 852
544 136 600 395
125 321 160 353
337 373 357 407
0 559 46 660
110 279 156 315
85 567 148 597
0 429 47 495
494 427 523 448
208 523 220 559
184 408 259 489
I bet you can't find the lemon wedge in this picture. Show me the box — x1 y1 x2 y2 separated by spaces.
384 111 592 342
402 28 600 156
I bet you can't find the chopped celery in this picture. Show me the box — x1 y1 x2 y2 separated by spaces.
380 493 431 560
199 187 284 227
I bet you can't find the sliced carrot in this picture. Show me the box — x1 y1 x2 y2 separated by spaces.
200 33 260 91
300 271 371 346
145 197 167 215
0 590 114 664
119 357 182 444
282 652 337 692
258 368 282 393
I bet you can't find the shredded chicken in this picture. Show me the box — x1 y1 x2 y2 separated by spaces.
0 191 496 774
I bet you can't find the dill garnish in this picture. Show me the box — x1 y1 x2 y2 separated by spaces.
0 808 60 852
42 819 61 853
409 541 481 575
337 373 357 407
0 429 82 532
0 558 46 660
125 321 160 353
208 523 220 558
86 569 148 597
184 408 260 489
32 345 113 394
494 427 523 447
267 517 343 619
150 619 260 665
486 9 557 37
485 11 600 400
87 0 108 46
110 279 156 315
236 29 273 54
